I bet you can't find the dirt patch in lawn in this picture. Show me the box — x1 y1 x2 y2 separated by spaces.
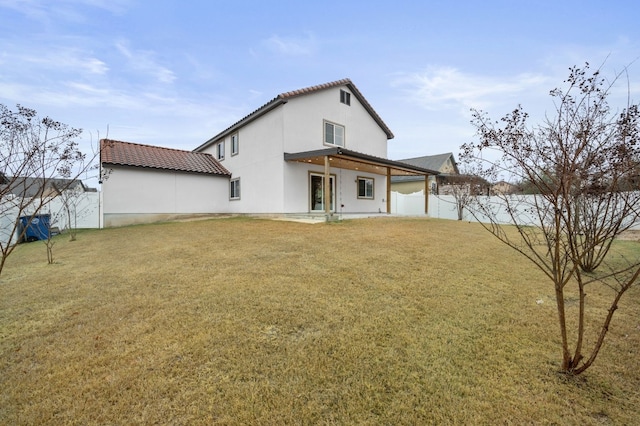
617 230 640 242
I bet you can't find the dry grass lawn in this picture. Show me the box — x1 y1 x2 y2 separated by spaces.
1 217 639 424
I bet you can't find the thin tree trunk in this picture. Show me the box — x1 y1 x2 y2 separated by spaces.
571 277 586 370
574 267 640 374
554 286 572 371
573 290 622 374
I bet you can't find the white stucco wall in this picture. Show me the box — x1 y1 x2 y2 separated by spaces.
279 87 390 213
283 162 388 214
282 87 389 157
195 83 393 215
101 166 229 226
200 108 287 214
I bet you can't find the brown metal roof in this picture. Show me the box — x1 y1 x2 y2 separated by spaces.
284 148 440 177
100 139 230 176
194 78 393 152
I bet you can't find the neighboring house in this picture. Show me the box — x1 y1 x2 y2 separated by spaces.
0 176 90 198
100 79 439 226
438 174 491 196
390 153 459 195
491 180 519 195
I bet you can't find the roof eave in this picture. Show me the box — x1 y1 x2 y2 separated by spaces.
284 147 440 176
343 81 394 140
194 98 288 152
101 162 231 177
195 79 394 152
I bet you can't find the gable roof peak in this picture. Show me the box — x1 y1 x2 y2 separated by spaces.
397 152 458 174
277 78 353 100
195 78 392 152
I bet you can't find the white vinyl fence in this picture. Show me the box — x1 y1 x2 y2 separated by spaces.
391 190 640 230
0 191 101 247
390 191 466 219
0 198 21 247
389 190 426 216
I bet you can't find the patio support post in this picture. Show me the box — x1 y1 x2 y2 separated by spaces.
424 175 430 215
324 155 331 218
386 167 391 214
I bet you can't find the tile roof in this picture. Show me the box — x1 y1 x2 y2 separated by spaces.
100 139 230 176
194 78 393 152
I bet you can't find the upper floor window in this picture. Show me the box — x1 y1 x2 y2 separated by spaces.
231 133 239 156
216 141 225 160
340 90 351 106
324 121 344 147
357 177 374 199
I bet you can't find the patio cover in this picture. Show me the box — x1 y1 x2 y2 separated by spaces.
284 147 440 215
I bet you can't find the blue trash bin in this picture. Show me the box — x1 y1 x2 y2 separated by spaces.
19 214 51 242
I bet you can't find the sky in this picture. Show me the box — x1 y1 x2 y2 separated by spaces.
1 0 639 184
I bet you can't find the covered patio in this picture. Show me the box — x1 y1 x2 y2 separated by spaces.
284 147 440 217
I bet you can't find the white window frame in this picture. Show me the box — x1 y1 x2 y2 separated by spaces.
357 176 374 199
324 121 345 147
230 178 240 200
216 141 225 160
310 172 336 212
231 133 239 156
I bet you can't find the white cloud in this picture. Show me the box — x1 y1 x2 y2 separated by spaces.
262 33 317 56
392 66 549 114
115 39 177 84
76 0 131 15
0 41 108 76
0 0 131 23
44 49 109 75
0 0 48 20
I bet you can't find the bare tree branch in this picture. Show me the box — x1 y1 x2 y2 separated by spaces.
460 62 640 375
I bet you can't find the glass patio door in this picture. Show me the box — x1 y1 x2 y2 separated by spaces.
310 174 335 212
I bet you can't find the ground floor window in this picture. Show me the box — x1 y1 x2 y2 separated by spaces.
230 178 240 200
357 176 374 199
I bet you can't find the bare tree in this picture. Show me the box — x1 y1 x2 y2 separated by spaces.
460 63 640 375
53 182 92 242
0 104 94 275
437 173 489 220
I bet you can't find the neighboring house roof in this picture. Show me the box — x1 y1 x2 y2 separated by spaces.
1 177 87 198
194 78 394 152
491 180 519 194
100 139 231 176
391 153 458 183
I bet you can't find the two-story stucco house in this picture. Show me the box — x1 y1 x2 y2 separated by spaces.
100 79 439 227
